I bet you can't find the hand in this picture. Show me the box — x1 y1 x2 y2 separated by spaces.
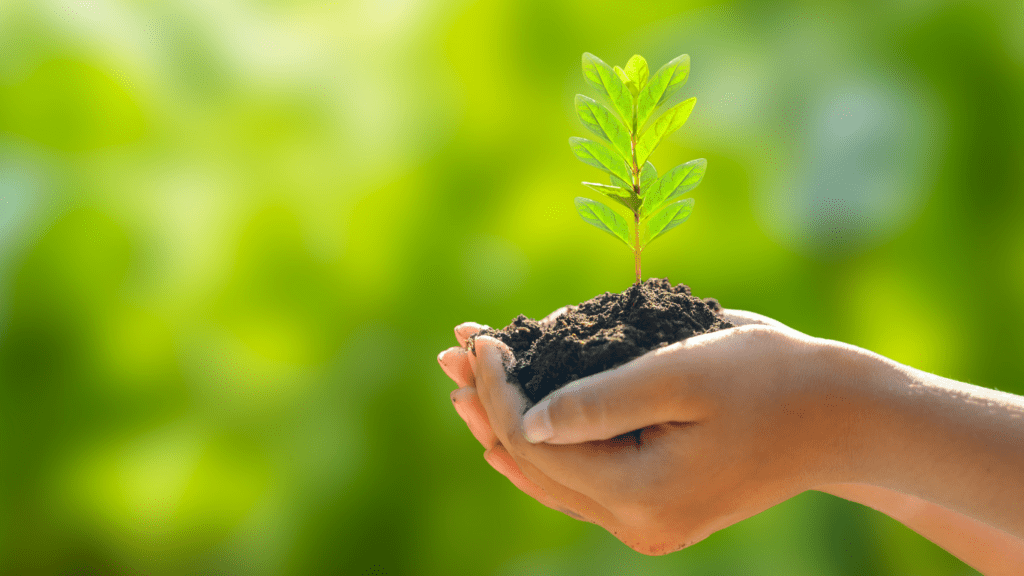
440 310 1024 570
439 308 847 554
438 308 599 522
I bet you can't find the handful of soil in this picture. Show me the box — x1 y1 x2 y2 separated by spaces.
469 277 734 406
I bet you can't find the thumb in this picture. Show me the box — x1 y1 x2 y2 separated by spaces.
521 348 703 445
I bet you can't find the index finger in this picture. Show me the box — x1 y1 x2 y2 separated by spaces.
720 309 790 330
471 336 645 504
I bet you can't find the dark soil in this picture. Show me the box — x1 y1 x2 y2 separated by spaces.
468 277 734 407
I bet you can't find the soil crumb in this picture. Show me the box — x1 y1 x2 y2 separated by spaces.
469 278 734 405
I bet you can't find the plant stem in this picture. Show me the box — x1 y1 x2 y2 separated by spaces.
634 212 641 284
630 113 642 285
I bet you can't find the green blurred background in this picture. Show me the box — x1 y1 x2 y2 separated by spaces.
1 0 1022 573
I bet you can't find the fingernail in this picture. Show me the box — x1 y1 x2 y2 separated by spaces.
483 448 512 476
451 392 470 424
482 448 500 470
437 350 449 367
522 399 553 444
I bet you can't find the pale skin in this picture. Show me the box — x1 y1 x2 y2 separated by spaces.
437 308 1024 574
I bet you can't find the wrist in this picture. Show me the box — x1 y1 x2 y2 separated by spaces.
795 336 889 489
814 483 929 522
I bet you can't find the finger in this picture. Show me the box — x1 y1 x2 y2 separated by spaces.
454 322 489 347
473 336 641 513
483 444 584 517
438 347 475 388
520 345 708 445
539 305 572 328
721 309 789 330
469 336 529 440
451 387 499 449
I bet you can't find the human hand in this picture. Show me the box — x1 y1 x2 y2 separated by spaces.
438 308 852 554
438 308 599 522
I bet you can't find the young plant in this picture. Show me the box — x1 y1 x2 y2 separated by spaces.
571 52 707 284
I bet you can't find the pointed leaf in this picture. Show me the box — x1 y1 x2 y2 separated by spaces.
575 95 632 162
581 53 634 126
610 173 634 192
637 54 690 129
575 197 632 247
639 161 657 196
614 66 630 84
642 198 694 247
635 97 696 166
641 158 706 218
613 66 639 96
582 181 635 211
583 181 630 198
624 55 649 89
569 137 632 183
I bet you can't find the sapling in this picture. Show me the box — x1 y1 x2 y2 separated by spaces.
571 52 707 284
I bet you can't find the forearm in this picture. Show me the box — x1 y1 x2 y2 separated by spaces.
817 483 1024 575
825 340 1024 540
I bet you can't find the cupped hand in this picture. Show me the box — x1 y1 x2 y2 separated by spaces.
438 308 849 555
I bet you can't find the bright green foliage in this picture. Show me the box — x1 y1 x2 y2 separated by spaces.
623 55 649 93
639 161 658 196
582 181 635 211
641 158 706 218
613 66 637 96
569 52 706 283
569 136 632 183
581 53 633 124
636 97 695 165
574 197 632 246
637 54 690 130
575 95 632 161
642 198 694 246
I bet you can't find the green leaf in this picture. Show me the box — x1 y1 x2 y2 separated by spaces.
623 55 649 89
637 54 690 129
569 137 632 183
575 197 632 247
583 181 630 198
610 173 634 191
640 158 706 218
613 66 638 96
583 181 634 211
642 198 694 247
639 161 657 196
635 97 696 166
581 53 634 126
575 95 632 162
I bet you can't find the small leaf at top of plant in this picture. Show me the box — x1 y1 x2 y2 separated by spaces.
569 137 632 183
635 97 696 166
575 95 632 162
640 158 706 218
639 161 658 196
641 197 695 247
582 53 634 127
623 55 649 89
637 54 690 129
575 197 632 247
613 66 639 96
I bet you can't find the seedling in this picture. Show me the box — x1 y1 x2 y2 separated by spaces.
571 52 707 284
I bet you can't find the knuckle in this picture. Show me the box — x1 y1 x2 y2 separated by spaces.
552 388 606 431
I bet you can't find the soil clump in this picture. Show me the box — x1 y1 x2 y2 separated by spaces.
470 277 734 406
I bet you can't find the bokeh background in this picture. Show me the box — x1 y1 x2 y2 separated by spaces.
1 0 1022 573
